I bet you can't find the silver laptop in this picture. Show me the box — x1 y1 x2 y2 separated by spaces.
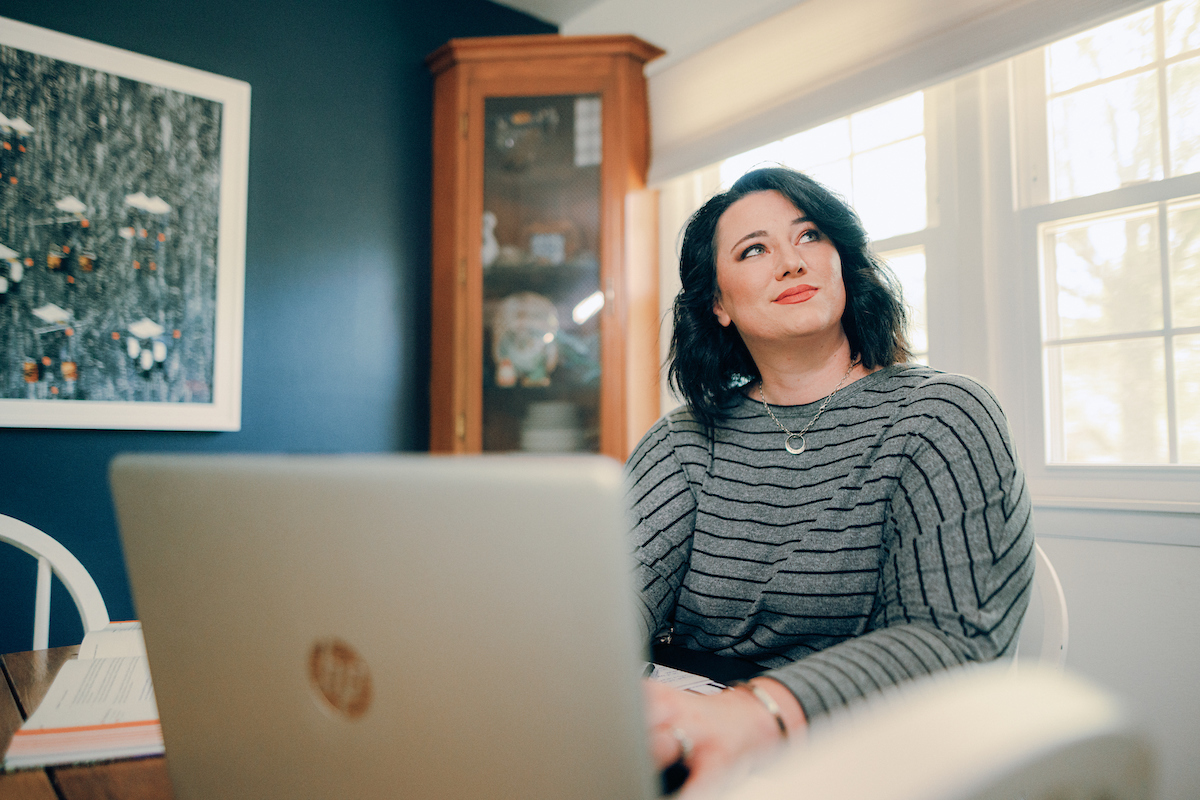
110 453 656 800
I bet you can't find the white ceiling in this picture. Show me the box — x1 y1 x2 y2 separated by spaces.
495 0 599 24
493 0 805 73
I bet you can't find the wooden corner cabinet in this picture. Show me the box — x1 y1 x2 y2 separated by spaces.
426 34 664 460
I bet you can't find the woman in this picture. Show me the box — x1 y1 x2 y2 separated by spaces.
626 167 1034 791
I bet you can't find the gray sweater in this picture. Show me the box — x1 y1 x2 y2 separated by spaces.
625 364 1034 720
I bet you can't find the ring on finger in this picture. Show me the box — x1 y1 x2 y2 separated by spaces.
670 726 694 763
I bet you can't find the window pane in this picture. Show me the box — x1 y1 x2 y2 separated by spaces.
1168 56 1200 175
780 118 851 168
850 92 923 152
1168 198 1200 327
1047 8 1156 93
720 141 786 188
1050 338 1169 463
1043 209 1163 339
881 247 927 355
1049 72 1163 200
804 160 854 204
1165 0 1200 58
718 93 927 240
852 137 926 240
1176 333 1200 463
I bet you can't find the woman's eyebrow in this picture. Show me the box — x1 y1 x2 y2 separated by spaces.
730 230 768 252
728 216 812 254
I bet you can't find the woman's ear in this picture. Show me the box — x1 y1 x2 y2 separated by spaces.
713 298 732 328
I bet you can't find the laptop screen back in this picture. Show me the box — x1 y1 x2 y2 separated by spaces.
111 453 654 800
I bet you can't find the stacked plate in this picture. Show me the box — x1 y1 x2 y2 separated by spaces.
520 401 582 452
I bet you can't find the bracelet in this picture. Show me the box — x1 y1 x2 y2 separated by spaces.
736 681 788 739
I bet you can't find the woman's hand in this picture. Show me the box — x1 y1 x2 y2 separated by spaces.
643 676 807 794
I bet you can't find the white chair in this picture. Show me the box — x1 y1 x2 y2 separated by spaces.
709 664 1154 800
1015 542 1069 670
0 514 110 650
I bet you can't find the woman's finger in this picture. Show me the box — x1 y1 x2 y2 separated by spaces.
642 678 680 726
649 723 683 769
643 680 697 769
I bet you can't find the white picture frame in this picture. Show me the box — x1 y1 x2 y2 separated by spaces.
0 17 248 430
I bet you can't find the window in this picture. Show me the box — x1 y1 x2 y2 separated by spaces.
719 93 927 242
1043 1 1200 202
882 246 928 360
1039 201 1200 464
1018 0 1200 466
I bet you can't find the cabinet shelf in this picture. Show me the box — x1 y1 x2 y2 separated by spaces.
483 260 598 301
485 162 600 188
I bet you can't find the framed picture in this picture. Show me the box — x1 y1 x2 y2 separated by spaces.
0 17 249 430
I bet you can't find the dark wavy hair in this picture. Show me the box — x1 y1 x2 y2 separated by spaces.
667 166 910 431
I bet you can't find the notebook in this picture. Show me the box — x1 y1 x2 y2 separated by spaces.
110 453 656 800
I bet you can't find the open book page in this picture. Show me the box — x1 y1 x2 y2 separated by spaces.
647 663 726 695
16 655 158 729
76 621 147 660
2 622 163 770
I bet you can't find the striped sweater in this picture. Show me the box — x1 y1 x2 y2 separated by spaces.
625 364 1034 720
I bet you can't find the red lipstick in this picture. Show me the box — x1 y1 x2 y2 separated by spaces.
774 284 818 304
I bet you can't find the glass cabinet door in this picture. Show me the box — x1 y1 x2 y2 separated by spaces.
481 94 602 452
427 34 663 458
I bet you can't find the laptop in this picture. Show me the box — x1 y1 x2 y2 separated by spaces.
110 453 656 800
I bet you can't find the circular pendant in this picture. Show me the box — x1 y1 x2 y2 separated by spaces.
785 433 806 455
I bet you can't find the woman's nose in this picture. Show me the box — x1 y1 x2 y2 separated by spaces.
776 244 805 279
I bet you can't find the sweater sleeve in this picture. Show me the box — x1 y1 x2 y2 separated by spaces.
624 414 702 644
766 374 1035 719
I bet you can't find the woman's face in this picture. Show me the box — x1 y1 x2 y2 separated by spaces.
711 190 847 350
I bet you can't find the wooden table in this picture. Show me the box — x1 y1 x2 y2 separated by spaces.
0 646 174 800
0 644 757 800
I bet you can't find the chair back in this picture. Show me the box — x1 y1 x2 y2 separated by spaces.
0 514 110 650
1016 542 1069 670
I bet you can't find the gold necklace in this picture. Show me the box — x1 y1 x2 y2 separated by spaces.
759 362 856 455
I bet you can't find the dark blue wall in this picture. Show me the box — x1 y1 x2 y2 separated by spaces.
0 0 555 653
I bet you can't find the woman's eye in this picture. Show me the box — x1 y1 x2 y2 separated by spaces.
798 229 819 243
739 243 766 259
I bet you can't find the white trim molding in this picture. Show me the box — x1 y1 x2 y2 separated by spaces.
1034 496 1200 516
